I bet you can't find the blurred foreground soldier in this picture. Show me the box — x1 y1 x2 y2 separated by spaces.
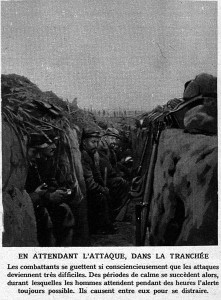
81 127 116 234
25 132 75 246
98 128 130 214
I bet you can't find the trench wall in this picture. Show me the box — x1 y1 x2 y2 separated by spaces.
2 120 38 246
149 129 217 246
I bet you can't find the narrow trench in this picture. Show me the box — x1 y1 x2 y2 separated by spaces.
90 220 135 246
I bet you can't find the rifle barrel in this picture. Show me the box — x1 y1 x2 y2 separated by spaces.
139 123 162 245
104 167 107 187
137 127 151 175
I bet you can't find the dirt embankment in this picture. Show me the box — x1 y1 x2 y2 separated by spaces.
2 120 38 246
149 129 217 246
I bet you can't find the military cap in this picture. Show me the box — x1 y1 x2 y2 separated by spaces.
104 127 120 139
28 133 53 149
82 126 101 139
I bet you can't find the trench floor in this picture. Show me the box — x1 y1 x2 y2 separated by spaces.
89 199 140 247
90 220 135 247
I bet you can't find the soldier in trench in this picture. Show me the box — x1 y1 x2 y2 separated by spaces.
98 127 130 214
80 126 117 234
25 131 75 246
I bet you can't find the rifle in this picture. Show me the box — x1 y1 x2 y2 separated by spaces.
135 122 163 246
115 126 153 222
104 167 107 187
137 124 152 176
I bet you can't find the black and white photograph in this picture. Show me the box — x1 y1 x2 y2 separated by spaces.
1 0 218 248
1 0 220 299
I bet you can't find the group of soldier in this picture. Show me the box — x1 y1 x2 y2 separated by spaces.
81 126 130 235
25 125 132 246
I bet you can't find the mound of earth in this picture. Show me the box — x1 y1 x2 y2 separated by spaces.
149 129 217 246
2 120 38 246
